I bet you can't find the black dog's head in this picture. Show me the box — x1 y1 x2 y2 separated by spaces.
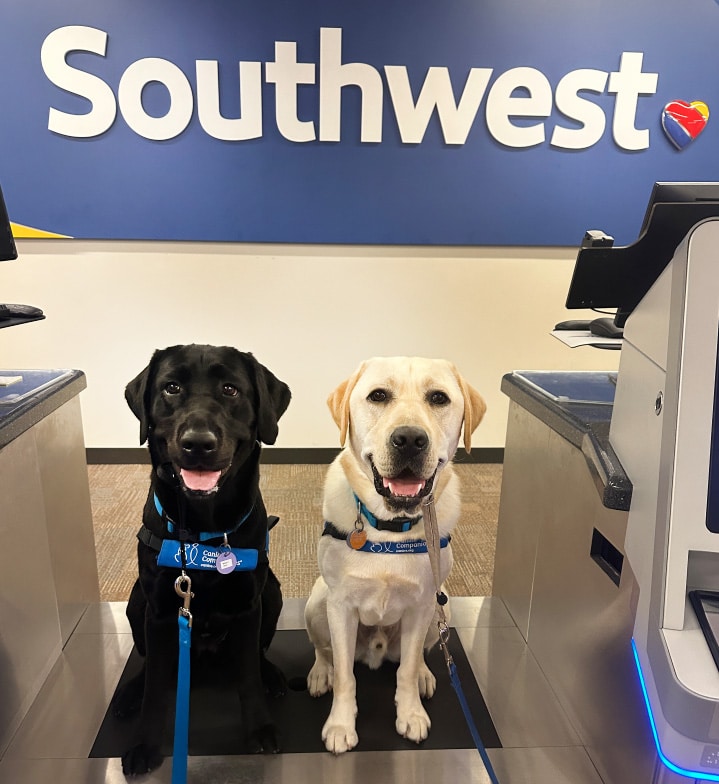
125 344 291 498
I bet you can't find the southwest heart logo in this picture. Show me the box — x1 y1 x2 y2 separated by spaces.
662 100 709 150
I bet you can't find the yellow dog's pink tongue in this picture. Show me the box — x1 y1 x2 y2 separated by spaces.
383 476 425 497
180 469 221 491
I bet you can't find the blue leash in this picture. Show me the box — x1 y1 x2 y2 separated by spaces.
167 521 268 784
436 623 500 784
422 496 500 784
448 656 500 784
172 573 194 784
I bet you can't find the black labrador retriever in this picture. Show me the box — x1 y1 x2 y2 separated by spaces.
113 344 291 776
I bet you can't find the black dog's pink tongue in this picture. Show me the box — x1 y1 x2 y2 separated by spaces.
180 469 221 492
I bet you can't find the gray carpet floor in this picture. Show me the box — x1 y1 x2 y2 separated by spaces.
88 462 501 602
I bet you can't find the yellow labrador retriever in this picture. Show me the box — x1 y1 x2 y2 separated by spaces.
305 356 486 754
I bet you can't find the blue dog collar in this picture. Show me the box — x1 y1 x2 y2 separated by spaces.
353 493 422 533
347 535 450 554
154 493 254 543
322 521 450 554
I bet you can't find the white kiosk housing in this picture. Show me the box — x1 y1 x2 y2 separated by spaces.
494 183 719 783
613 213 719 781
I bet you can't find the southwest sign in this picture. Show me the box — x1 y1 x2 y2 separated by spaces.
44 27 657 152
1 0 718 245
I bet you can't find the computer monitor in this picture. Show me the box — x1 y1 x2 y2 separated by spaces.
565 182 719 327
639 182 719 234
0 183 17 261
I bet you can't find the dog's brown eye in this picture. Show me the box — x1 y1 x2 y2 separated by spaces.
368 389 389 403
164 382 181 395
223 384 239 397
428 390 450 406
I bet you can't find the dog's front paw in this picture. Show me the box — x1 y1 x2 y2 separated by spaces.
322 721 358 754
246 723 281 754
307 660 333 696
396 706 431 744
121 742 163 776
418 661 436 699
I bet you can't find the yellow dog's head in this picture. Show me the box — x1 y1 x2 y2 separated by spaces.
327 357 486 512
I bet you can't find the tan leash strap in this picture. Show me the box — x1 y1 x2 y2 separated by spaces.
422 494 451 664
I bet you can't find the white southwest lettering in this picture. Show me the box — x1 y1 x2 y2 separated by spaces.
320 28 383 142
41 26 117 138
265 40 316 142
607 52 659 150
197 60 263 141
40 25 659 151
385 65 492 145
551 68 609 149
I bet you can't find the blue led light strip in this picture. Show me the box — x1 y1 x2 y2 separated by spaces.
631 638 719 781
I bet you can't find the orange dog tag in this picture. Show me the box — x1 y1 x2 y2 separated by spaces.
348 529 367 549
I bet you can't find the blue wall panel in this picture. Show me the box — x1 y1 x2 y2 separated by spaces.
1 0 718 246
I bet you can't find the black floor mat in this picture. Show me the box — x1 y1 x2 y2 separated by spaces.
90 629 501 756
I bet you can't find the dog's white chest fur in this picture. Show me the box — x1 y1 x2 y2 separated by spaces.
318 539 451 627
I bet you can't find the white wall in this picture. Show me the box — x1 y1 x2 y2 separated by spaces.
0 239 618 450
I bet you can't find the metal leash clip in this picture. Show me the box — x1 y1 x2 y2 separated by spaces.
175 573 194 627
347 497 368 550
438 619 453 668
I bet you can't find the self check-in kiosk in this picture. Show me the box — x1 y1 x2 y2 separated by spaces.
569 182 719 780
606 195 719 782
495 182 719 783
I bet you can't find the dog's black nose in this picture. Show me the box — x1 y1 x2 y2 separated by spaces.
180 428 218 457
390 426 428 457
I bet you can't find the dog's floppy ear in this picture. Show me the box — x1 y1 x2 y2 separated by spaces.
451 366 486 453
327 361 367 447
246 354 291 445
125 354 161 445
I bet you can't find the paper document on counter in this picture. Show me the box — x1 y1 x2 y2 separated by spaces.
551 330 622 349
